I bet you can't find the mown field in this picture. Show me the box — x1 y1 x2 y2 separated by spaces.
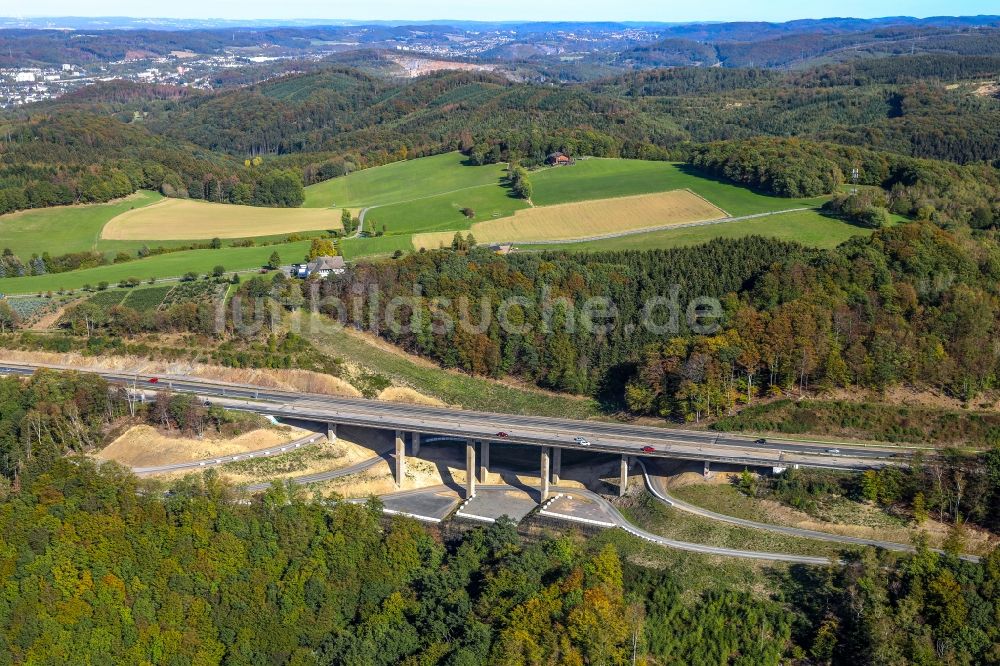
545 209 871 252
302 152 510 209
412 189 726 249
530 159 828 213
102 198 346 240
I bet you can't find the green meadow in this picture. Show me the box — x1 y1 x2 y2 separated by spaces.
303 153 830 238
530 158 828 214
0 153 869 293
302 152 510 209
0 241 313 294
0 191 164 258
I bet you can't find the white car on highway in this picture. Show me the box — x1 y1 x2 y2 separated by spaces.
573 437 591 446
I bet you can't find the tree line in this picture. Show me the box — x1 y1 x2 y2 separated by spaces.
687 137 1000 228
0 112 304 215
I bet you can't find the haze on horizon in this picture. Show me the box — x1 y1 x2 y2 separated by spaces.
9 0 1000 24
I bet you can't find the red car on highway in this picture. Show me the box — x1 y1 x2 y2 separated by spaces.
641 446 656 453
496 432 509 438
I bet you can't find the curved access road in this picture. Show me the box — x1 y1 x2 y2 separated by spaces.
316 477 837 566
240 449 392 493
131 433 325 476
638 460 981 563
565 486 834 565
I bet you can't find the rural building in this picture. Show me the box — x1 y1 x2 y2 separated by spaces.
546 152 573 166
292 255 346 278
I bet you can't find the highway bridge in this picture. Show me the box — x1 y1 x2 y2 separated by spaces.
0 360 906 501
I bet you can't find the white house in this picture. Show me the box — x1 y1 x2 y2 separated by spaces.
292 255 346 279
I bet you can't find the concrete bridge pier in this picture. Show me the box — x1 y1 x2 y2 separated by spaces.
551 447 562 485
541 447 551 501
327 422 337 442
412 432 421 456
395 430 406 487
466 440 477 499
703 460 712 479
620 454 630 497
479 440 490 483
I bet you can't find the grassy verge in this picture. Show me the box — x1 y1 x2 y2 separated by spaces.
298 312 600 418
714 398 1000 449
670 482 909 533
220 445 348 480
617 492 859 559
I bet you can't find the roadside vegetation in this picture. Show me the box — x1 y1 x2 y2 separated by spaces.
715 398 1000 448
617 491 855 559
733 456 1000 543
300 312 601 418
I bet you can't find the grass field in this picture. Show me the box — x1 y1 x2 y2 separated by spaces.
364 184 528 235
413 190 726 249
102 198 346 240
0 154 856 289
0 241 313 294
303 152 510 209
304 153 830 241
0 191 164 257
305 153 526 235
531 159 828 214
340 234 414 260
544 209 871 252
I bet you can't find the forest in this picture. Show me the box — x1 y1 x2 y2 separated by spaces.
34 214 1000 431
0 370 268 482
3 52 999 216
302 222 1000 416
0 368 998 664
0 112 304 215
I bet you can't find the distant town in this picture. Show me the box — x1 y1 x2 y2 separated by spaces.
0 23 665 106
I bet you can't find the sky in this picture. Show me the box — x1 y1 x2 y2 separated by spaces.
7 0 1000 23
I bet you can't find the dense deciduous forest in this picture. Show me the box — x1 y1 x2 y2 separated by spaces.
305 222 1000 420
687 138 1000 225
0 112 304 214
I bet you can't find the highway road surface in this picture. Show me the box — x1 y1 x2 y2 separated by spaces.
0 360 907 471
